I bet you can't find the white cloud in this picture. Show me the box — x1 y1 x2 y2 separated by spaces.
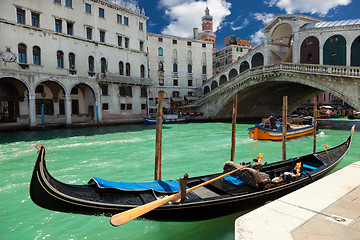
266 0 351 16
250 30 264 46
159 0 231 38
253 13 275 25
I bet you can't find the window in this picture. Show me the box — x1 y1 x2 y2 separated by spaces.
202 43 206 48
173 49 178 58
126 63 130 76
173 39 177 44
118 35 122 46
119 61 124 75
31 12 40 27
120 104 126 110
85 3 91 14
124 17 129 26
33 46 41 65
59 99 65 115
158 38 163 42
188 79 193 86
140 65 145 78
101 84 108 95
117 14 122 23
158 47 163 56
331 53 337 64
119 85 132 97
159 78 164 86
54 0 61 4
141 87 147 97
67 22 73 35
158 62 164 71
102 103 109 110
99 8 104 18
68 53 75 69
125 37 129 48
141 104 146 110
237 47 242 52
17 8 25 24
173 63 178 72
72 100 79 114
86 27 92 40
88 56 94 72
99 30 105 42
55 19 62 33
57 51 64 68
139 22 143 31
18 44 27 64
173 79 178 86
101 58 106 73
187 64 192 73
127 104 132 110
126 86 132 97
65 0 72 7
187 41 192 46
139 41 144 52
202 65 207 74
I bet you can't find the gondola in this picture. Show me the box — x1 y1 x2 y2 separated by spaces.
30 126 354 222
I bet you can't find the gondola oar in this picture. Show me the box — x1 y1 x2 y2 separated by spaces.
110 163 251 227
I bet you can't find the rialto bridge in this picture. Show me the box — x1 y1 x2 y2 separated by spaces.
198 15 360 119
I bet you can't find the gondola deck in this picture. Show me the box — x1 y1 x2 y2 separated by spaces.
30 126 354 222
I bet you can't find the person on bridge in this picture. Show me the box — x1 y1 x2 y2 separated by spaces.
267 113 278 129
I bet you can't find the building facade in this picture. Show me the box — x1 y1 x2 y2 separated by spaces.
147 33 213 111
0 0 150 128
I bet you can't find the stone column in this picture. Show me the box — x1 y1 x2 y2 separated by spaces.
346 42 351 66
95 93 102 123
65 93 72 125
28 93 37 127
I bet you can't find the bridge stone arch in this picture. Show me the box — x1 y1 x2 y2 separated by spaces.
219 75 227 85
351 35 360 66
211 80 218 90
269 21 294 64
300 36 320 64
323 35 346 66
204 86 210 95
251 53 264 68
240 61 250 73
229 68 238 80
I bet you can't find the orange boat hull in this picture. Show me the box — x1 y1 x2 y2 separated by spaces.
248 125 314 141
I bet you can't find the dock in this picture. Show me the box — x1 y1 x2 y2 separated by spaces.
235 161 360 240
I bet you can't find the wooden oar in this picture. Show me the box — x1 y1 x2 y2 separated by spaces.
110 163 251 227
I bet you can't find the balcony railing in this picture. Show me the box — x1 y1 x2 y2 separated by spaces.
158 71 164 77
173 57 178 63
97 73 152 86
173 72 178 78
187 73 193 79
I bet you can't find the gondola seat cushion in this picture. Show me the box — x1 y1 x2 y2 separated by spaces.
88 177 184 193
223 161 270 189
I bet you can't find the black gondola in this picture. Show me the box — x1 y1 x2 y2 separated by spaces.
30 126 354 222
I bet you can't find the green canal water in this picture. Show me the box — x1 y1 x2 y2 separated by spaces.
1 123 359 240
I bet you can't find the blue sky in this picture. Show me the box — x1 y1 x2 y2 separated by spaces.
133 0 359 49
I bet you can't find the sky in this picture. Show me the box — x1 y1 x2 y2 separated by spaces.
130 0 359 49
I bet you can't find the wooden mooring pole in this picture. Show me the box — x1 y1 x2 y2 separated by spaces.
313 96 318 153
230 94 238 162
154 91 164 181
282 96 288 161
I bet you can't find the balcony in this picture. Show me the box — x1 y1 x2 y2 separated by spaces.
173 72 178 78
158 56 164 62
173 57 178 63
97 73 152 86
202 74 207 80
158 71 164 78
187 73 193 79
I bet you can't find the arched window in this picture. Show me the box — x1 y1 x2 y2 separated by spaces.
18 43 27 64
187 64 192 73
119 61 124 75
158 47 163 56
126 63 130 76
68 52 75 69
215 62 220 67
187 50 192 59
211 81 218 90
173 49 178 58
158 62 164 71
33 46 41 65
88 56 94 72
351 36 360 67
101 58 106 73
251 53 264 68
239 61 249 73
204 86 210 95
173 63 178 72
202 65 206 74
324 35 346 66
202 52 206 61
57 51 64 68
140 64 145 78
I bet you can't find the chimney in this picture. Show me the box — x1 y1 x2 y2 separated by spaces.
193 28 199 40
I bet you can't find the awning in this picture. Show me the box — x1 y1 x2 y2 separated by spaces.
184 96 198 101
171 97 184 102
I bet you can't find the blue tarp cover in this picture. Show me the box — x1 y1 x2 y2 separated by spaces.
223 175 246 186
89 177 182 193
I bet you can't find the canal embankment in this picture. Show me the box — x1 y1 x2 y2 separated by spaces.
235 161 360 240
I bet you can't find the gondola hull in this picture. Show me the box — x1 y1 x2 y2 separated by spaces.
30 126 354 221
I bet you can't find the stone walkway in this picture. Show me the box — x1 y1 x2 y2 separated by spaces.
235 161 360 240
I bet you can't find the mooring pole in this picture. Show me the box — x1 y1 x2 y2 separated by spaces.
154 91 164 181
41 104 45 129
313 96 317 153
282 96 288 161
96 105 99 127
230 94 238 162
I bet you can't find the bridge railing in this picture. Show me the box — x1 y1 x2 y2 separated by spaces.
196 62 360 104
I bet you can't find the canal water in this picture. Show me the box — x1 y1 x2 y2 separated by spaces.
1 123 359 240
